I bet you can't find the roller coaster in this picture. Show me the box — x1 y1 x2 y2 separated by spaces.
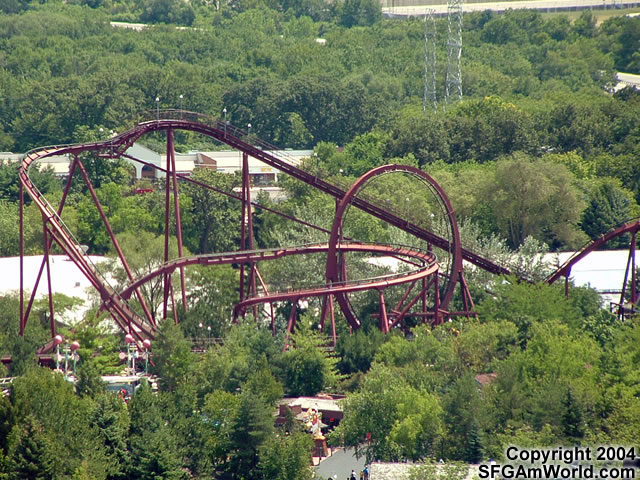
16 111 639 353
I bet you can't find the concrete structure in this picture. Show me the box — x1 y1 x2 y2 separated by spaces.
125 144 312 185
2 145 312 200
383 0 640 18
1 151 71 177
613 72 640 92
368 463 480 480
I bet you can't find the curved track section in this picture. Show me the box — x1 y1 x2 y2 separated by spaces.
118 242 436 301
19 145 154 341
546 218 640 285
326 164 462 327
546 219 639 317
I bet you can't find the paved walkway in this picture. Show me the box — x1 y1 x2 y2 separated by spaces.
314 447 367 480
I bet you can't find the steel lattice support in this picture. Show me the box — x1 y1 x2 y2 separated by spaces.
423 9 438 112
445 0 463 104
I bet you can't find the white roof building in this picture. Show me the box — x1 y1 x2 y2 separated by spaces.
125 144 312 184
0 255 109 326
544 249 634 306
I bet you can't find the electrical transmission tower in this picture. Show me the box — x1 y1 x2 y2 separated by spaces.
445 0 463 104
423 9 437 112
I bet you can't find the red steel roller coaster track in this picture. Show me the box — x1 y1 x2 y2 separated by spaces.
18 111 492 345
20 112 637 350
546 218 639 319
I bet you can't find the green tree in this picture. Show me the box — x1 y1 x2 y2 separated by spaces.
562 387 585 441
443 375 485 462
6 416 58 480
8 368 104 478
336 327 388 374
283 320 341 397
330 363 443 463
181 264 238 339
105 230 183 323
150 321 196 392
201 389 240 470
258 431 313 480
223 391 274 480
482 154 586 249
89 394 131 480
75 355 107 399
339 0 381 27
581 178 635 248
182 169 241 254
127 381 187 480
139 0 196 25
336 130 391 177
572 10 596 38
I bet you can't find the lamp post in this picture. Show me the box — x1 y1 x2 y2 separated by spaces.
179 94 184 117
155 96 160 121
223 108 227 136
143 339 151 375
207 325 212 346
54 334 63 371
70 341 80 377
247 123 252 144
125 333 136 375
405 197 410 224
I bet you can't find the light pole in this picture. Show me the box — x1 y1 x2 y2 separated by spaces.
223 108 227 136
207 325 212 346
70 341 80 377
405 197 410 223
143 339 151 374
125 333 136 375
155 96 160 121
179 94 184 117
54 334 63 371
247 123 252 144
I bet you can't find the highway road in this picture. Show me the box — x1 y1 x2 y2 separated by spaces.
383 0 640 17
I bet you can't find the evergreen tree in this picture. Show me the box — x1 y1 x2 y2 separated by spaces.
223 392 274 479
443 375 484 462
7 416 57 480
581 179 632 248
127 382 186 480
562 388 585 440
75 355 106 399
89 394 130 480
464 421 484 464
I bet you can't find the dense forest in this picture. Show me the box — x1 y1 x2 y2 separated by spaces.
0 0 640 478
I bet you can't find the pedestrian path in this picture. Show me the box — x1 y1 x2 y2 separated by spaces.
314 447 367 479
